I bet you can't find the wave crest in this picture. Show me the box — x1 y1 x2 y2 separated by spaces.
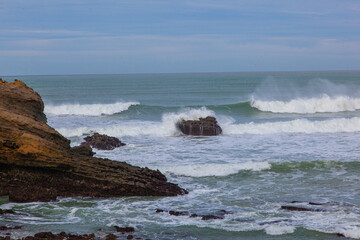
44 101 139 116
251 94 360 113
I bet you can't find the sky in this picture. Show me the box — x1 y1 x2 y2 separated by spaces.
1 0 360 75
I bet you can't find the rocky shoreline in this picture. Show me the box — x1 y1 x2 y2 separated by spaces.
0 78 187 202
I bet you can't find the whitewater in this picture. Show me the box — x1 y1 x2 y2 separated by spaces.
2 72 360 240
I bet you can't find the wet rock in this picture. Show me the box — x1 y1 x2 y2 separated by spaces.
201 215 223 220
177 116 222 136
105 233 117 240
281 205 326 212
0 79 187 202
156 209 231 221
0 209 16 215
0 226 21 231
18 231 97 239
114 226 135 233
82 133 125 150
169 210 188 216
71 143 95 156
290 201 323 206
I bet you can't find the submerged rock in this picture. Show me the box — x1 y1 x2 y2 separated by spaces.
281 205 326 212
177 116 222 136
0 79 187 202
82 133 125 150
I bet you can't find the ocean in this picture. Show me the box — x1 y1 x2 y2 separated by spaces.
1 71 360 239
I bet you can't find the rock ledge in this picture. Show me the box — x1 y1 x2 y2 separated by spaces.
0 78 187 202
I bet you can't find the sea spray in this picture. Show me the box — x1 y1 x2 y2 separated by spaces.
251 94 360 113
45 101 139 116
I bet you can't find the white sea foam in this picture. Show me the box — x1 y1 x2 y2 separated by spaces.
44 101 139 116
154 162 271 177
222 117 360 135
265 225 296 235
59 115 360 138
251 94 360 113
58 107 215 137
338 226 360 239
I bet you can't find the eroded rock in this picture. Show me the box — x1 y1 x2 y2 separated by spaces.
82 133 125 150
177 116 222 136
0 79 187 202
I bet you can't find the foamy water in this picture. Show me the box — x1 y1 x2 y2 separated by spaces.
251 94 360 113
2 73 360 240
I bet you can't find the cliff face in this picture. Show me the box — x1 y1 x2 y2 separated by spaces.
0 79 187 202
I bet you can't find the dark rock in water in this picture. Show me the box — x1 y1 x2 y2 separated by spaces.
114 226 135 233
155 209 231 221
71 143 95 156
169 210 189 216
0 209 16 215
281 205 326 212
290 201 323 206
0 79 187 203
105 233 118 240
177 116 222 136
82 133 126 150
201 215 224 220
0 226 21 231
14 231 97 240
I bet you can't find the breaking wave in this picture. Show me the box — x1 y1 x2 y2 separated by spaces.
44 101 139 116
58 107 215 137
57 104 360 138
251 94 360 114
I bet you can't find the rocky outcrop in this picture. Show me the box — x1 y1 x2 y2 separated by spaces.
82 133 125 150
177 116 222 136
0 79 187 202
71 144 95 156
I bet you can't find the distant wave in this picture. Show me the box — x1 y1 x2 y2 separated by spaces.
58 105 360 138
251 94 360 114
154 162 271 177
45 101 139 116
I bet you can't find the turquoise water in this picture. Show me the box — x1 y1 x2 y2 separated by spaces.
1 72 360 239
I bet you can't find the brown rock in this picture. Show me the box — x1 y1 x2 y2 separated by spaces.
82 133 125 150
177 116 222 136
114 226 135 233
0 79 187 202
0 209 16 215
105 233 117 240
71 143 95 156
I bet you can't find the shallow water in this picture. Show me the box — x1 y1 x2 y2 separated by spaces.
1 71 360 239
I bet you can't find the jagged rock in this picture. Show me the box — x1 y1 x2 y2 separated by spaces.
82 133 125 150
177 116 222 136
0 79 187 202
71 144 95 156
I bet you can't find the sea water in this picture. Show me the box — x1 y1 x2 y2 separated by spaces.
1 72 360 239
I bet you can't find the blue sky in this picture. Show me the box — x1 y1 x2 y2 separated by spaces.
1 0 360 75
